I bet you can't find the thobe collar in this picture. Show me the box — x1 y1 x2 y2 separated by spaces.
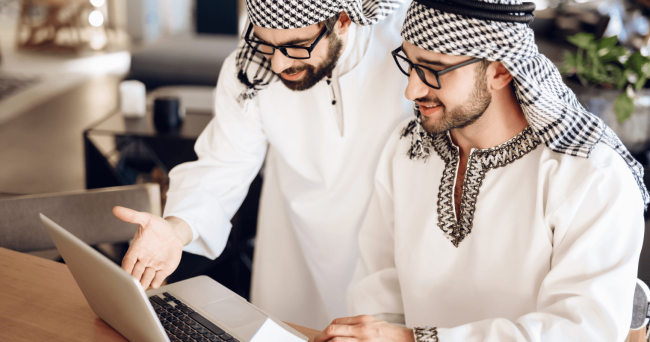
328 23 370 136
423 126 541 247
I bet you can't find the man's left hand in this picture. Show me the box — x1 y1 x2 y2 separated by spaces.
314 315 415 342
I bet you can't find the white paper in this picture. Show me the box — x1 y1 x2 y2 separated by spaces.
249 318 307 342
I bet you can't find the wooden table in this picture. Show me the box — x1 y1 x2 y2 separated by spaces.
2 246 644 342
0 248 320 342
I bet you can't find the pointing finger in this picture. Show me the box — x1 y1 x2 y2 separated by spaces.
113 206 150 226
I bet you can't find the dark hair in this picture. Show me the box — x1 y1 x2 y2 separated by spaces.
319 12 342 36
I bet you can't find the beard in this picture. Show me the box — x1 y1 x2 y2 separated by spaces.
278 32 344 91
419 68 492 135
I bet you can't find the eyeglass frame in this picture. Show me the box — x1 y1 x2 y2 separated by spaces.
244 22 329 60
391 46 483 89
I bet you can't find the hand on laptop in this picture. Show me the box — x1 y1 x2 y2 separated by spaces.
113 206 192 290
314 315 414 342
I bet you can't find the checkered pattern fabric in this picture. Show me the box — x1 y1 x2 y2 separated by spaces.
235 0 406 102
246 0 405 28
401 0 649 208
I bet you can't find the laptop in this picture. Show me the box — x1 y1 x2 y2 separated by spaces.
39 214 308 342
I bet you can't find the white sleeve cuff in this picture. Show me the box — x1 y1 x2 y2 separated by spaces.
164 213 200 244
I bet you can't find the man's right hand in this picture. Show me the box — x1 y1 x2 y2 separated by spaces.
113 206 193 290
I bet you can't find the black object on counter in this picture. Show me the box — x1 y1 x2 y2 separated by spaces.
153 96 183 132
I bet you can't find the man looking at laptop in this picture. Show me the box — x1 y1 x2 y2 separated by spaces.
113 0 412 329
314 0 648 341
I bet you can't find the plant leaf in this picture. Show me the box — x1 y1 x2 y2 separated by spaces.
600 46 628 63
615 92 635 123
612 67 626 89
567 33 595 50
635 76 648 90
576 48 584 76
597 35 618 50
625 51 645 69
640 61 650 77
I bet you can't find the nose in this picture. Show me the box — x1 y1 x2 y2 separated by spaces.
271 49 294 74
404 72 430 102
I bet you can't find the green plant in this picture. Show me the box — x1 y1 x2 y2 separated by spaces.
560 32 650 123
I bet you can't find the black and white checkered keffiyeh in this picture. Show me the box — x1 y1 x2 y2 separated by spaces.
235 0 407 102
400 0 650 208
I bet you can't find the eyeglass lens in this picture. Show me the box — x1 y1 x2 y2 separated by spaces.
394 54 440 88
253 43 310 58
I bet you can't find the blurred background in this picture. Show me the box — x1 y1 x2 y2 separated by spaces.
3 0 650 299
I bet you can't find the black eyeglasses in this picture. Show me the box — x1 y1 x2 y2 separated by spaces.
392 46 483 89
244 23 328 60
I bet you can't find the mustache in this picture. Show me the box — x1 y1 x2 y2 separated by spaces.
415 97 443 107
279 65 312 75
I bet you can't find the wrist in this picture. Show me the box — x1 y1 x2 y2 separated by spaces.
165 216 193 246
407 328 416 342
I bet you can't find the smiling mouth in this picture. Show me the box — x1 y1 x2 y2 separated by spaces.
281 69 306 81
418 102 442 109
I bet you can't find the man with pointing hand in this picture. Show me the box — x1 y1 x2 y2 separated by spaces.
113 208 188 290
113 0 412 329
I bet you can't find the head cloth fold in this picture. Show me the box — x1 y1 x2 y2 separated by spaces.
399 0 650 208
235 0 407 102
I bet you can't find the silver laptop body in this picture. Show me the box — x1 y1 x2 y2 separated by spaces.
40 214 308 342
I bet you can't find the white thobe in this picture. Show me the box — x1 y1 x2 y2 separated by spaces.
163 4 412 330
348 119 645 341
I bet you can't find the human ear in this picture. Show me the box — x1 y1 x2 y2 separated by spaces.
336 11 352 35
488 62 513 91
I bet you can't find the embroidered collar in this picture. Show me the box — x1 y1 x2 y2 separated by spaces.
404 123 541 247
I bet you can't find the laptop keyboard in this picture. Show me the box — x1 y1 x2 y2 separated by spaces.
149 292 240 342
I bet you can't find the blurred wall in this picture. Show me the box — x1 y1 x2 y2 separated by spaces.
125 0 193 45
